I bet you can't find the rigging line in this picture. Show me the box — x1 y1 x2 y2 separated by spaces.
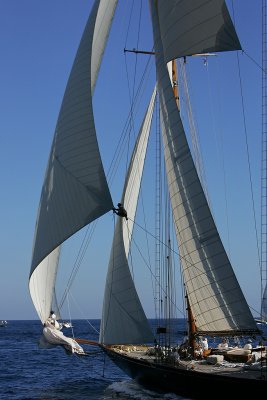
171 214 186 320
243 50 266 74
68 291 100 335
164 178 170 323
125 218 135 280
59 221 97 309
128 94 156 279
179 59 209 202
124 0 135 48
231 0 261 269
100 214 117 340
202 53 232 258
130 216 262 318
59 64 154 310
108 58 153 186
154 93 162 322
130 231 185 318
58 11 153 314
60 132 142 308
169 214 178 319
123 0 143 177
131 217 200 267
236 50 261 272
108 55 153 186
66 292 75 339
170 214 179 320
106 8 155 187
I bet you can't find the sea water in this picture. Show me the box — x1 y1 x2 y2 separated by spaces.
0 320 190 400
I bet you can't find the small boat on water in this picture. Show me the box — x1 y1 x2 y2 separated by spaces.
0 320 7 327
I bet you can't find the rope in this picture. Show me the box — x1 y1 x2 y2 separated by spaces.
236 50 261 273
128 216 263 320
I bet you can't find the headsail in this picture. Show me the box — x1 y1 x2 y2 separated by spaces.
150 0 258 335
100 89 156 345
29 0 117 323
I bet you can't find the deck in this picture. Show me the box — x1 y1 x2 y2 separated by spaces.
109 344 267 381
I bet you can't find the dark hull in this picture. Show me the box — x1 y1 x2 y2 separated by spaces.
103 347 267 399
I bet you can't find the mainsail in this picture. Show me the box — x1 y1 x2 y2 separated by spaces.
29 0 117 323
149 0 258 335
100 89 156 345
157 0 242 63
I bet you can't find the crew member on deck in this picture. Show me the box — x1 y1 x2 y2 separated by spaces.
218 338 228 350
113 203 128 220
243 339 253 350
201 337 208 351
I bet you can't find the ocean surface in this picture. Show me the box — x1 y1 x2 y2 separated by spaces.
0 319 190 400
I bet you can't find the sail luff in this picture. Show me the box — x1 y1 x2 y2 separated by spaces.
100 89 156 345
149 0 258 335
29 0 117 322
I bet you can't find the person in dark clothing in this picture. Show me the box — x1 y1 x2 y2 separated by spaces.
112 203 128 220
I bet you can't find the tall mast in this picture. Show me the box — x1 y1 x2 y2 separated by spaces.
172 60 180 109
261 0 267 321
171 58 196 350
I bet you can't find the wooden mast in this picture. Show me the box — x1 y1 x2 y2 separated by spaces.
186 294 197 356
171 60 180 110
172 59 196 355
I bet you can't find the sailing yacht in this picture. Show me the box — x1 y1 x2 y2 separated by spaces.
29 0 267 397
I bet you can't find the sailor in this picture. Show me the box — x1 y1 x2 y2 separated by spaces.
170 347 180 364
243 339 253 350
218 338 228 350
194 343 203 359
112 203 128 220
178 338 189 359
201 337 208 351
48 310 61 330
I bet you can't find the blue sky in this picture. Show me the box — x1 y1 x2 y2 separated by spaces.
0 1 264 321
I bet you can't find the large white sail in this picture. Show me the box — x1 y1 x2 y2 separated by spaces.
29 0 117 322
150 0 258 335
100 89 156 345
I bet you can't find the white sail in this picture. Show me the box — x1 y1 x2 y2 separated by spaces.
150 0 258 335
29 248 60 324
100 89 156 345
29 0 117 322
157 0 241 63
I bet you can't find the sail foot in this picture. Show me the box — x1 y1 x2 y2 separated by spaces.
195 328 260 337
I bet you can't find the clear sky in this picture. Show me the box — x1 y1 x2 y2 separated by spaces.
0 1 264 321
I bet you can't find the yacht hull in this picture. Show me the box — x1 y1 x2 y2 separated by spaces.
103 347 267 399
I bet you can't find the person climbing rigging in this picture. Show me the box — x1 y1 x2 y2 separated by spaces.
112 203 128 220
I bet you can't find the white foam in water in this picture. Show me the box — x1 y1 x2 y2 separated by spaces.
106 380 189 400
